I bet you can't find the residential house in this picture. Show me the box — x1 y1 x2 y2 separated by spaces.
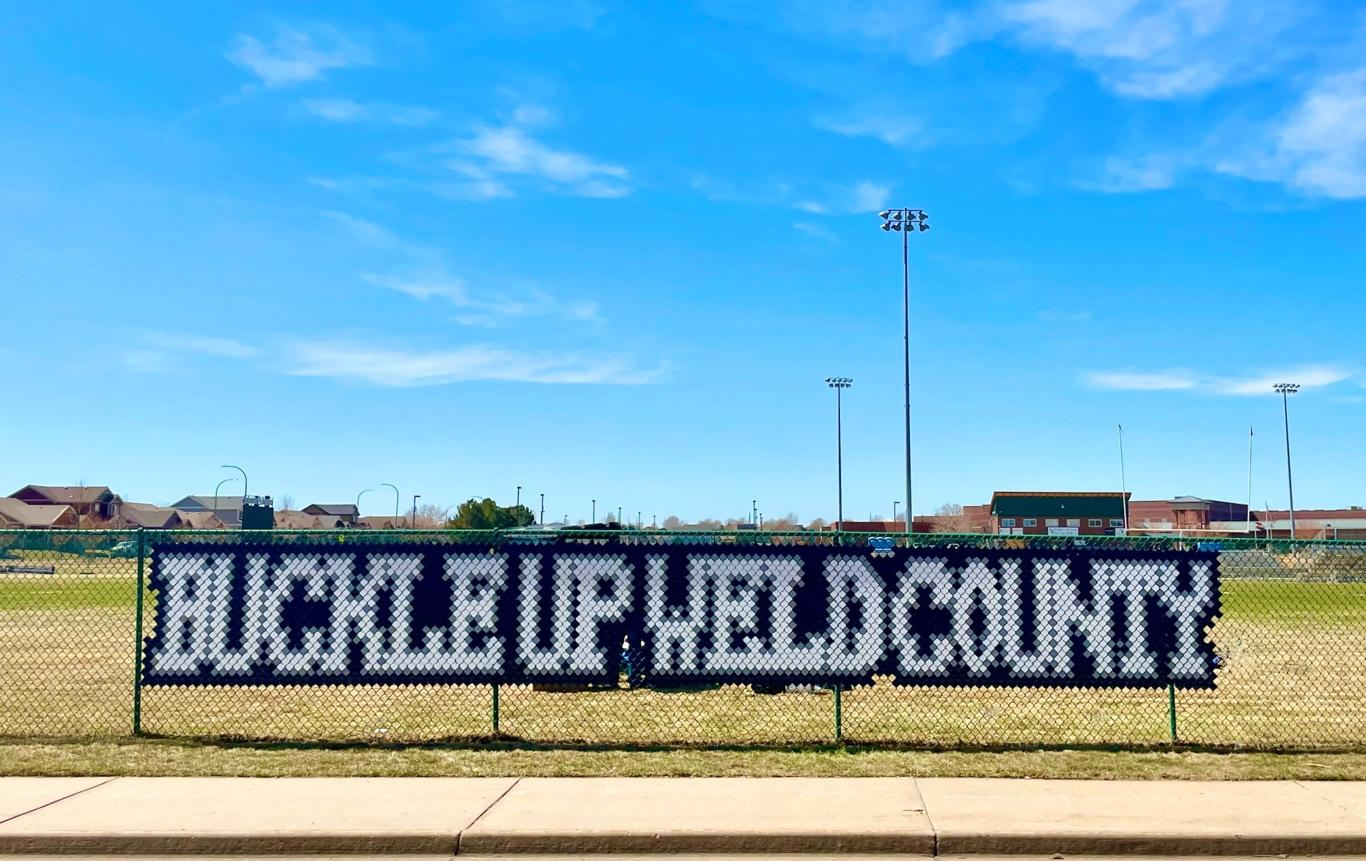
170 495 244 527
990 491 1129 536
8 485 122 522
357 515 406 529
117 503 187 529
0 498 78 529
302 504 359 526
275 509 348 529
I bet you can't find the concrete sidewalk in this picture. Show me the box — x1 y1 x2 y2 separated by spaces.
2 777 1366 855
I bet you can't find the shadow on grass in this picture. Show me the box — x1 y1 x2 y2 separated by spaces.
11 734 1366 757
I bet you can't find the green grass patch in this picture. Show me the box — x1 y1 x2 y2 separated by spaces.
0 577 134 611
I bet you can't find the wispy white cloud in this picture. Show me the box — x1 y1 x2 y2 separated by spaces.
143 333 259 359
300 98 437 126
447 119 631 199
122 333 260 374
815 109 925 148
364 272 601 326
1086 370 1199 391
320 210 402 248
227 26 371 88
1037 308 1093 323
1217 67 1366 199
1087 365 1353 395
793 222 840 243
287 341 660 386
1087 153 1181 192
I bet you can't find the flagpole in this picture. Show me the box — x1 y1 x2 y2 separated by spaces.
1247 426 1254 535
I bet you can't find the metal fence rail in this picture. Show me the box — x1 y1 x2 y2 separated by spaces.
2 528 1364 749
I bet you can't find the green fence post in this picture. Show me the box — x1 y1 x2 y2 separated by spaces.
833 684 843 743
1167 683 1178 744
131 528 146 736
492 684 501 735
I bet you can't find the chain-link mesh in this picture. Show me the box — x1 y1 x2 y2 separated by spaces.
2 528 1363 749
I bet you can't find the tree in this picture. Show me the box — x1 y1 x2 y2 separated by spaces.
662 515 685 530
278 494 296 512
447 497 535 530
932 502 976 533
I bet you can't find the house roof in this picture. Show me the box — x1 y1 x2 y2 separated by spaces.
179 511 226 529
10 485 116 504
991 491 1129 518
357 515 405 529
171 495 244 512
303 504 359 517
118 506 184 529
0 498 76 527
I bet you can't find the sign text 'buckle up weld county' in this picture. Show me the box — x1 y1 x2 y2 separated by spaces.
144 539 1221 688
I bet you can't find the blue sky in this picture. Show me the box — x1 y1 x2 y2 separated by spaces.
2 1 1364 522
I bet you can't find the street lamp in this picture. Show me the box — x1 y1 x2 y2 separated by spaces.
539 493 545 526
1274 382 1300 539
213 477 236 524
221 464 248 500
592 499 596 522
878 207 928 534
356 488 373 515
892 500 900 524
381 483 400 517
411 494 421 529
516 485 521 508
826 377 853 531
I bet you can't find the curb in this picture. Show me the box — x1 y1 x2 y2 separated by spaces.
6 830 1366 855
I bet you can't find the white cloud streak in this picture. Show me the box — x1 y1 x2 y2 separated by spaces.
301 98 437 126
287 341 660 386
227 27 371 88
448 121 631 199
364 272 601 326
1087 365 1353 395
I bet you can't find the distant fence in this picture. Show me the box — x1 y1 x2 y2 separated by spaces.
2 528 1365 749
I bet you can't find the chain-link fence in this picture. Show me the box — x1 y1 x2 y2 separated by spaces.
2 528 1363 749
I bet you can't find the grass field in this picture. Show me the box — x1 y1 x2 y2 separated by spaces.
2 561 1364 749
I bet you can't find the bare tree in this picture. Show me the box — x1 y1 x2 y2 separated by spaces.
278 493 296 512
413 502 449 528
662 515 685 530
932 502 975 533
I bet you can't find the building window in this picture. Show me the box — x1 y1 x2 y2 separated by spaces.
1088 518 1103 528
1046 518 1059 527
1110 518 1124 527
1001 518 1016 527
1067 518 1080 527
1023 518 1037 527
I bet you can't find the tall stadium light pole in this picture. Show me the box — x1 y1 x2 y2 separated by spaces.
221 464 248 500
356 488 372 515
826 377 853 531
1247 427 1254 535
592 499 596 522
879 208 928 535
381 483 400 517
1274 383 1300 539
539 493 545 525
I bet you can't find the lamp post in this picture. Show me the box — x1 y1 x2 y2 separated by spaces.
826 377 852 531
221 464 248 500
356 488 372 517
516 485 521 508
892 500 900 524
381 483 400 518
213 477 236 524
411 494 421 529
1274 382 1300 539
539 493 545 526
591 499 596 523
879 208 928 534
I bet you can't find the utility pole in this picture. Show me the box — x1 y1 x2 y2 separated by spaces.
539 493 545 526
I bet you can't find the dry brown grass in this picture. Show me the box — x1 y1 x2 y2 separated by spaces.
1 573 1364 750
